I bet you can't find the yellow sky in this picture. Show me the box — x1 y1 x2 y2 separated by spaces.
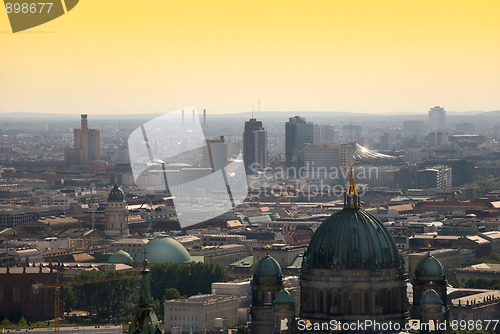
1 0 499 115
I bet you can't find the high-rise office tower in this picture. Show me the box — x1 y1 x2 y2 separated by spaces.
428 106 446 131
65 114 100 163
285 116 313 171
313 124 336 143
203 136 228 171
342 124 362 142
243 118 268 173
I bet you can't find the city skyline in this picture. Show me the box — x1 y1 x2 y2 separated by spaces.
1 0 499 115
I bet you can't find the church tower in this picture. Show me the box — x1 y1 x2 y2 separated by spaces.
104 184 129 236
129 254 162 334
300 163 407 331
411 248 448 329
250 253 284 334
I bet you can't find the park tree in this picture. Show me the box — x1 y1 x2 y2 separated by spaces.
150 262 228 300
72 269 137 319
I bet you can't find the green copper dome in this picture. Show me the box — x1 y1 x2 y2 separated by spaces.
414 253 444 277
302 209 401 270
108 185 125 201
254 254 282 277
135 236 191 264
274 289 294 305
421 289 442 305
109 250 134 264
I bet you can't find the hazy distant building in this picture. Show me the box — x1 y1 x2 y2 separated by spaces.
447 159 475 186
403 120 425 137
203 136 228 171
313 124 336 144
428 106 446 131
427 131 449 148
417 165 452 189
342 124 362 142
379 133 393 151
304 143 352 183
243 119 267 172
65 114 100 163
285 116 313 172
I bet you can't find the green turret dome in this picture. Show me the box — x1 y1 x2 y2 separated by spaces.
108 185 125 201
254 254 282 277
135 236 191 264
414 253 444 278
421 289 442 305
109 250 133 264
274 289 294 305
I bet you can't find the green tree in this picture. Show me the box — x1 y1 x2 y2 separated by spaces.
1 317 11 328
73 269 137 319
150 262 228 300
235 325 251 334
465 277 500 289
164 287 182 300
18 316 27 328
64 287 76 313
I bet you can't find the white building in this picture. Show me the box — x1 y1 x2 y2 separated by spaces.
164 294 240 334
428 106 446 131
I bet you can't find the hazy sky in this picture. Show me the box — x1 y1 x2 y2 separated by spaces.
1 0 499 115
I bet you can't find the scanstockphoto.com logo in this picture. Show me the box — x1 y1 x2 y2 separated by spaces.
128 106 248 229
4 0 79 33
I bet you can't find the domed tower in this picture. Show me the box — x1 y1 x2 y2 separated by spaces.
105 184 129 236
419 289 446 326
251 253 283 334
300 165 407 326
411 249 448 322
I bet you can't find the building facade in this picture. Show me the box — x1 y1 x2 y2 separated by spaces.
243 118 268 173
285 116 313 173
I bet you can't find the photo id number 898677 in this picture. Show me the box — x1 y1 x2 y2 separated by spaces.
5 2 53 14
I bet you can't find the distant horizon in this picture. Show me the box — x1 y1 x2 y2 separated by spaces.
0 108 499 118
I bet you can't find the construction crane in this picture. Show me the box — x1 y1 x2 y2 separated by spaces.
33 270 137 334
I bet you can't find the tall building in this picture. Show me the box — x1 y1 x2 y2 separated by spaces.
303 142 352 183
104 185 129 236
313 124 336 144
417 165 452 189
65 114 101 163
243 118 268 173
203 136 228 171
342 124 362 142
428 106 446 131
250 254 295 334
285 116 313 172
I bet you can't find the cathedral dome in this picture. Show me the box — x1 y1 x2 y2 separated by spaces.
414 253 443 278
274 289 294 305
302 169 400 271
109 250 134 264
108 185 125 201
135 236 191 264
254 254 282 277
303 209 401 270
421 289 442 305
